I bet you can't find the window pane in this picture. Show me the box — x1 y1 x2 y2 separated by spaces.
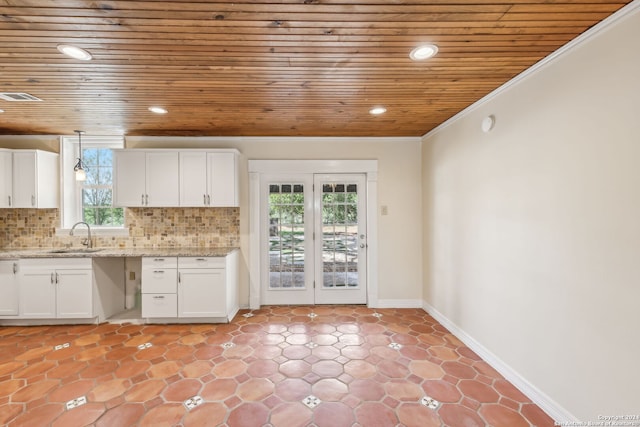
100 149 113 166
82 148 99 166
98 166 113 185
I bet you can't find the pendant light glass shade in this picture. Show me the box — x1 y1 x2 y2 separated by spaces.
73 130 86 181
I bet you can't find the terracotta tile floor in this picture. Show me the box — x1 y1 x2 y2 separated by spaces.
0 306 555 427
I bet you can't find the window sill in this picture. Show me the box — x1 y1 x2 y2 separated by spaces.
56 227 130 237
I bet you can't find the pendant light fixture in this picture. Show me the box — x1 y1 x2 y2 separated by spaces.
73 130 87 181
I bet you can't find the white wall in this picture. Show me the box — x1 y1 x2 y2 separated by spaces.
127 136 424 308
422 5 640 421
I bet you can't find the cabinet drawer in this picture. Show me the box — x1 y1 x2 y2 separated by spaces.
178 257 225 269
142 294 177 318
142 268 177 293
142 257 177 269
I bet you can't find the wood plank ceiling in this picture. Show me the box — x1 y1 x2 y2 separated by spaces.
0 0 631 137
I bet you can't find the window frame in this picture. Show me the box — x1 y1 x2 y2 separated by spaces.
59 135 126 234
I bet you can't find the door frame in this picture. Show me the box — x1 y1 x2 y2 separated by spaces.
249 160 378 309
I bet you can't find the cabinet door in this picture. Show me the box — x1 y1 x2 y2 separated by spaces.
179 152 208 206
12 151 37 208
56 269 93 318
20 269 56 318
146 151 179 206
0 151 11 208
178 268 226 317
113 151 146 206
207 152 238 207
0 261 19 315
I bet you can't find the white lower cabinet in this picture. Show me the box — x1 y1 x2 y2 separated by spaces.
141 252 238 322
0 260 20 316
19 258 93 319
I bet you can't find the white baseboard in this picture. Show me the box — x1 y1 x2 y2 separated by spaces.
375 299 423 309
422 301 578 423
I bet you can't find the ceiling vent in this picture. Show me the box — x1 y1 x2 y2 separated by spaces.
0 92 42 101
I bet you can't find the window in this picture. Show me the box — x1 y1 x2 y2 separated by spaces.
60 136 124 230
80 147 123 226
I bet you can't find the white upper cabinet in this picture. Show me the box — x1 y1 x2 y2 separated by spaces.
207 152 238 207
113 150 146 207
146 151 180 206
179 151 208 207
180 151 239 207
113 150 179 207
0 150 11 208
115 149 238 208
0 149 58 209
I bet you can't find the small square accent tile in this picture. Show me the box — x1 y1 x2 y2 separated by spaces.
308 313 318 319
54 342 71 351
184 395 204 410
372 313 383 318
302 395 321 409
242 312 255 318
305 342 319 349
137 342 153 350
66 396 87 410
420 396 441 410
221 342 236 349
388 342 403 350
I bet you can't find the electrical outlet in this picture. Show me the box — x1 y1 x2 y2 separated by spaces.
381 205 389 216
129 271 135 280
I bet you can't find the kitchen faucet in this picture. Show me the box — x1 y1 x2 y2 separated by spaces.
70 221 92 249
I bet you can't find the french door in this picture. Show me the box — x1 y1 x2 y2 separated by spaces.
261 173 367 305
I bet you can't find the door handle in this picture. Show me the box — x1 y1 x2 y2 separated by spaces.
178 272 181 283
56 272 59 284
141 194 145 205
31 195 35 206
51 272 55 284
13 262 17 274
7 195 11 206
204 194 207 205
145 194 149 205
207 195 211 205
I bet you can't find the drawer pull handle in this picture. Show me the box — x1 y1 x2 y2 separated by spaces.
153 296 165 299
153 270 165 274
196 258 206 261
154 258 165 261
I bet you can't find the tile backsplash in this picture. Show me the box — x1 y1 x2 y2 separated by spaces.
0 207 239 249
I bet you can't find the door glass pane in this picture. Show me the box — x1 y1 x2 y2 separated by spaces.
269 183 305 289
321 182 359 288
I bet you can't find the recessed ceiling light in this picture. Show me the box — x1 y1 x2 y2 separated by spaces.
369 106 387 115
410 44 439 61
57 44 93 61
148 106 168 114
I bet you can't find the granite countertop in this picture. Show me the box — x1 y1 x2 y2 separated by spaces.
0 246 239 259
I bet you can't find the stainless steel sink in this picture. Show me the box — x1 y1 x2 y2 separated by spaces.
48 248 103 254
